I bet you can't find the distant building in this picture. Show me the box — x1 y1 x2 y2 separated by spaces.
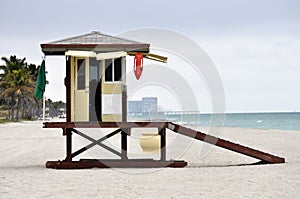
128 97 158 113
128 100 143 113
142 97 157 113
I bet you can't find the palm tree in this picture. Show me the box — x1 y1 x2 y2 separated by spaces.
0 66 35 121
27 63 39 81
23 63 39 119
0 56 26 76
0 55 35 121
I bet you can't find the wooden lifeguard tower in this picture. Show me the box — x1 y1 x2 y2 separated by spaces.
42 31 284 169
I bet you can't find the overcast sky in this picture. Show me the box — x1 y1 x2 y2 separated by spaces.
0 0 299 113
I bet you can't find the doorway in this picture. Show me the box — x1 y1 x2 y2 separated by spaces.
74 57 102 121
74 58 89 121
89 57 102 121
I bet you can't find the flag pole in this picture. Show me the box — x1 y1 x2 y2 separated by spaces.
43 95 46 121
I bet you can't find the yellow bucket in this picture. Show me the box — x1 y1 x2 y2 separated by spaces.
139 133 160 153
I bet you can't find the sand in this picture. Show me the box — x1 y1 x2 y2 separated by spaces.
0 119 299 198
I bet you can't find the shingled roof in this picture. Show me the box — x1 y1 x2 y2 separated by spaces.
41 31 150 55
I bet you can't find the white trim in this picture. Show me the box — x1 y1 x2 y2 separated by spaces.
65 50 127 60
65 50 97 57
96 51 127 60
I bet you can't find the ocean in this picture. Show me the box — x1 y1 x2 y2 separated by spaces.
128 112 300 131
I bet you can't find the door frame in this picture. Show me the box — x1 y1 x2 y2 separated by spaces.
73 57 89 121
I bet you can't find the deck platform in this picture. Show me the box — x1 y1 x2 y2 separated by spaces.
43 121 284 169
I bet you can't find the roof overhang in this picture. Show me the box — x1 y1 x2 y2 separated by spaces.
41 43 150 56
40 31 170 62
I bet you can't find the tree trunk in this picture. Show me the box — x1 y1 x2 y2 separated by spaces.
27 101 31 119
21 99 25 118
10 93 15 120
16 95 21 122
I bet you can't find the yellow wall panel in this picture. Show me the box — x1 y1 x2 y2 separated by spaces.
102 114 122 122
102 84 122 94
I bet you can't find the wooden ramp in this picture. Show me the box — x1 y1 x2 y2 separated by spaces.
167 122 285 164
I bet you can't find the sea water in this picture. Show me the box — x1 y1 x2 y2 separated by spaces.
202 112 300 131
129 112 300 131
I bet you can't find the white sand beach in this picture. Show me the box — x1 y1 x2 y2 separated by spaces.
0 120 299 198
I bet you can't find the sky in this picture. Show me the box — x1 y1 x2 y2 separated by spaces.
0 0 299 113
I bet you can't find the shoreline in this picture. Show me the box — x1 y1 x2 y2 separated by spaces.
1 118 300 132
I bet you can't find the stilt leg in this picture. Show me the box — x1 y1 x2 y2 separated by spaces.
121 130 128 160
159 128 166 161
65 129 72 161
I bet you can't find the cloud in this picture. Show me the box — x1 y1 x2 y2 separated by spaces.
1 0 299 112
197 32 300 112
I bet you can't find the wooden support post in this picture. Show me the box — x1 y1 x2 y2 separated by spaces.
159 128 166 161
65 56 72 162
121 85 129 161
122 85 127 122
121 130 128 160
65 56 71 123
65 129 72 161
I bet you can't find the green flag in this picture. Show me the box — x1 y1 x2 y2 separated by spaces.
34 60 46 100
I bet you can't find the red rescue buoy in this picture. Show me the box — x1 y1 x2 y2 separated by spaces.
134 52 143 80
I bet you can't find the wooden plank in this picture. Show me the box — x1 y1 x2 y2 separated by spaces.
46 160 187 169
127 52 167 63
168 122 285 164
44 122 168 129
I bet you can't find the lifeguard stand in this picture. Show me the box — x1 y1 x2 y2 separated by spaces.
42 31 284 169
41 31 183 168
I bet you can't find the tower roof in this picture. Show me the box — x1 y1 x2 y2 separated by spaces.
41 31 150 55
